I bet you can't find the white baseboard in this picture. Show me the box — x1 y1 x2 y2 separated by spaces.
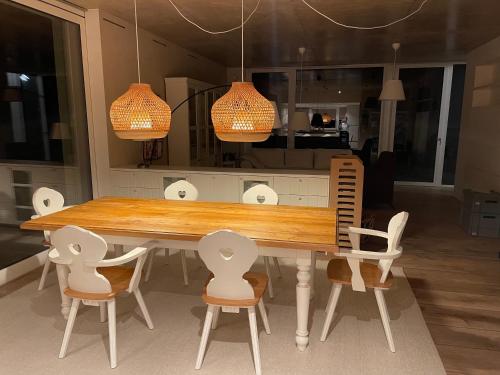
0 250 48 286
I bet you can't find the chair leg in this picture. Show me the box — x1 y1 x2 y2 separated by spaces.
257 300 271 334
374 289 395 353
59 298 80 359
320 284 342 342
248 306 262 375
144 249 156 282
134 288 154 329
264 256 274 299
99 302 107 322
195 305 215 370
108 298 117 368
272 257 282 278
211 306 220 330
325 283 334 312
38 256 51 291
180 250 189 286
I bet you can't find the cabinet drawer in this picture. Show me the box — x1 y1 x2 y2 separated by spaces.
278 194 327 207
274 176 329 196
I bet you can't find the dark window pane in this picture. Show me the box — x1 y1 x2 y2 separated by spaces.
394 68 444 182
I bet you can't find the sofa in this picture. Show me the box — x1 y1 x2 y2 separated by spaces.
240 148 352 170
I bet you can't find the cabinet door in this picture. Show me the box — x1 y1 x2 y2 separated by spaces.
133 171 162 189
160 173 190 195
110 170 135 188
238 175 274 201
212 175 239 203
186 174 212 201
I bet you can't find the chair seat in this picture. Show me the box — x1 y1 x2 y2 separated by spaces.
202 272 268 307
327 258 393 289
64 266 133 300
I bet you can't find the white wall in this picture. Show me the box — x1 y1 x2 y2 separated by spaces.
85 10 227 195
455 35 500 197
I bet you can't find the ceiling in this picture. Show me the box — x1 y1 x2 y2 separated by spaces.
68 0 500 67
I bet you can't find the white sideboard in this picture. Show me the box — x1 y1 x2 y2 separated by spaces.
0 163 81 225
109 166 330 208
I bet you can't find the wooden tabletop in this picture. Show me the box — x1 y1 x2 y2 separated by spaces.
21 197 338 252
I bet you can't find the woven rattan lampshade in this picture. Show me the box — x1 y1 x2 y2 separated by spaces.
110 83 171 140
211 82 274 142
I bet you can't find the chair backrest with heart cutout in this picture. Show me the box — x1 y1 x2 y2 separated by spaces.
164 180 199 201
242 184 278 205
33 187 65 216
198 230 258 300
51 225 112 294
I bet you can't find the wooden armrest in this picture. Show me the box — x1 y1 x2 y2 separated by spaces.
87 240 158 267
347 227 388 239
337 248 402 260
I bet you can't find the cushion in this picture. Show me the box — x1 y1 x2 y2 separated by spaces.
285 149 314 169
252 148 285 169
314 149 353 169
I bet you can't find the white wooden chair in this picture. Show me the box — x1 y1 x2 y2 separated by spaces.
145 180 201 285
320 211 409 352
242 184 282 298
32 187 71 290
51 225 156 368
196 230 271 375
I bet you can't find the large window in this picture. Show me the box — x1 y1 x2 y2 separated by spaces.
252 72 289 148
0 0 92 269
393 65 465 184
394 67 444 182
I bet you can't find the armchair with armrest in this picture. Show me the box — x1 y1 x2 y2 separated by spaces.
320 212 409 352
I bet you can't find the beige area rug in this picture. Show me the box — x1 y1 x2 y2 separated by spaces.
0 252 445 375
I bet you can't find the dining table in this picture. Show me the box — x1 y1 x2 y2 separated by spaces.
21 196 338 351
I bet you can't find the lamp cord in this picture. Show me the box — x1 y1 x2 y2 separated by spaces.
134 0 141 83
241 0 244 81
299 52 304 103
301 0 429 30
168 0 429 34
393 48 397 79
168 0 261 34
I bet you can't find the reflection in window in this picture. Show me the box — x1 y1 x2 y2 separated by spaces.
295 68 383 155
394 68 444 182
0 0 92 268
252 72 289 128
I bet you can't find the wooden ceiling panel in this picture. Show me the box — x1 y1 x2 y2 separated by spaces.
69 0 500 67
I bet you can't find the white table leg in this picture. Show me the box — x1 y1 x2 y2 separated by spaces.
56 264 71 319
310 251 317 299
296 254 312 351
114 244 124 257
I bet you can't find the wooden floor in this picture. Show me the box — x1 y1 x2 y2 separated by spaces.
375 187 500 374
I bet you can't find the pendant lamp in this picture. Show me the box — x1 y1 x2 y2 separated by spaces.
211 0 274 142
110 0 171 140
379 43 406 101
